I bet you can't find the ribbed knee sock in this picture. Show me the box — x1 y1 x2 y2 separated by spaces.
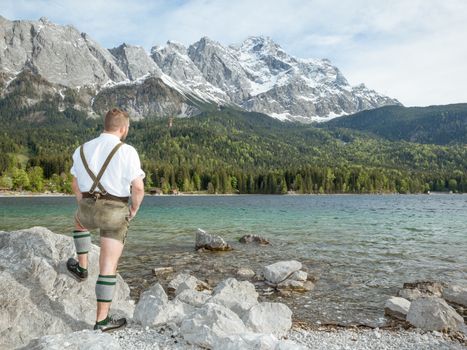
72 230 91 255
96 275 117 302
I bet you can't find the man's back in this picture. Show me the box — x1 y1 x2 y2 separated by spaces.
71 133 144 197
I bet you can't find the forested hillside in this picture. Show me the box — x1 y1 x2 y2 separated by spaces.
324 104 467 145
1 96 466 194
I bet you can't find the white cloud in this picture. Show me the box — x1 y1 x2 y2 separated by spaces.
2 0 466 106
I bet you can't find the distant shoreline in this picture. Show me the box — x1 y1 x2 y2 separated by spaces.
0 191 462 198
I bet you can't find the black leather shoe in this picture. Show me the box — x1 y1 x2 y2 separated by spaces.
66 258 88 281
94 315 127 332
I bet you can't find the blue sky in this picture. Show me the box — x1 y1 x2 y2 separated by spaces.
2 0 467 106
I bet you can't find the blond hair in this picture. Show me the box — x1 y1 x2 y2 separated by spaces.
104 108 129 131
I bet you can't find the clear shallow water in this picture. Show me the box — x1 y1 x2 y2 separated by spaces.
1 194 466 326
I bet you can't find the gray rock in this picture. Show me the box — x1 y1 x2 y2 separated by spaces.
168 272 209 294
289 270 308 282
402 281 444 297
384 297 411 320
243 302 292 338
168 273 192 292
208 278 259 317
21 330 120 350
236 268 256 279
406 297 464 331
133 283 192 327
443 285 467 307
195 228 232 251
152 266 174 276
175 289 211 307
398 288 424 301
263 261 302 284
175 275 201 295
277 279 315 292
0 227 134 349
239 234 270 245
180 302 248 348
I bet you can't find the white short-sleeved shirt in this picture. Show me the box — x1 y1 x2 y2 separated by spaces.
70 133 145 197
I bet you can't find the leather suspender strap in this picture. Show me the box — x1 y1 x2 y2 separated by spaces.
79 142 124 195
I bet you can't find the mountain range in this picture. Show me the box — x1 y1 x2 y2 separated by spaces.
0 16 400 122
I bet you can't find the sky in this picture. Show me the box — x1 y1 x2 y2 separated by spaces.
2 0 467 106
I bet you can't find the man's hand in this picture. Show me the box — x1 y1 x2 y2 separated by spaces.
128 205 138 221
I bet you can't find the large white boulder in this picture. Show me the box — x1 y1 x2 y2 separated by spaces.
243 302 292 338
443 285 467 307
208 278 259 317
21 330 120 350
0 227 134 349
263 261 302 284
180 302 248 348
406 297 464 331
133 283 192 327
384 297 411 320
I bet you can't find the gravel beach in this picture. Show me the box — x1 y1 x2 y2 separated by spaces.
110 324 467 350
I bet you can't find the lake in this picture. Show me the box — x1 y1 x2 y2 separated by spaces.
1 194 466 327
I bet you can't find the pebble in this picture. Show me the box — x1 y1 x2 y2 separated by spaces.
110 325 466 350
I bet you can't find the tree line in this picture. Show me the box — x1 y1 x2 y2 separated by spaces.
0 102 466 194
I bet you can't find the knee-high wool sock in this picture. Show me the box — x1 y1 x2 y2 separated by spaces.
72 230 91 255
96 275 117 302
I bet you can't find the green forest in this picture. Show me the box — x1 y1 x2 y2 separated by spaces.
1 92 467 194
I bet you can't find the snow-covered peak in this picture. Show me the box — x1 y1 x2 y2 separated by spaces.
236 36 285 56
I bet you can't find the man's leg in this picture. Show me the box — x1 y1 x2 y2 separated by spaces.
74 215 90 269
95 236 124 322
67 215 91 281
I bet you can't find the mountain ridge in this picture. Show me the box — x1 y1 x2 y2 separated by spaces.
0 16 400 122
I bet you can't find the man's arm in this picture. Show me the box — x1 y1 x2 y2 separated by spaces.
129 175 145 220
72 176 82 203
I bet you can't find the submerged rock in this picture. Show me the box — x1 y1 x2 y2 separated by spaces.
239 234 270 245
384 297 411 320
406 296 464 331
236 267 256 279
195 228 232 251
402 281 444 297
0 227 134 349
152 266 174 276
277 279 315 292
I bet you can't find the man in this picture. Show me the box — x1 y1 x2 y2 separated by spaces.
67 108 145 332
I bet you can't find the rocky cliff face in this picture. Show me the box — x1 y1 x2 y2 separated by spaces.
0 16 400 122
0 227 134 349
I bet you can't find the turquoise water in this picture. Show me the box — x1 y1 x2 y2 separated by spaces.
1 194 466 326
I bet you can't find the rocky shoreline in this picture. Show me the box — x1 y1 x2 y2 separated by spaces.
1 227 466 349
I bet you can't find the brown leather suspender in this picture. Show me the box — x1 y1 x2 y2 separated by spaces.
79 142 124 195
